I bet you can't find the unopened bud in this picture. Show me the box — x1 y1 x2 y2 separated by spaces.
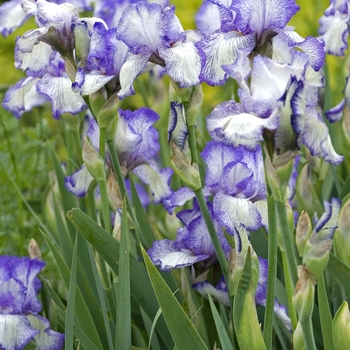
89 90 106 119
263 146 282 201
342 106 350 144
98 93 119 128
186 84 203 126
73 21 90 67
28 239 42 260
296 211 312 257
170 141 201 191
113 209 122 241
293 265 315 321
170 79 192 102
106 170 122 210
82 136 105 182
333 301 350 349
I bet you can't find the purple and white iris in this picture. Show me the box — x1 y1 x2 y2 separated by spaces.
0 256 64 350
65 108 173 204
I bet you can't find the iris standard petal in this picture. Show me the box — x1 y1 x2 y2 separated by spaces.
0 0 29 37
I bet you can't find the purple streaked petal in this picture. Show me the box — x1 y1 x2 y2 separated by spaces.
231 0 300 36
159 31 201 87
162 187 195 214
325 99 345 122
0 279 26 314
73 71 115 95
0 315 39 350
196 31 255 86
36 74 86 119
254 200 268 229
133 164 173 203
118 53 151 98
201 141 244 194
148 238 209 271
2 77 47 118
319 9 349 55
213 191 262 231
64 165 94 197
207 100 280 150
192 280 230 306
27 315 64 350
195 0 222 36
0 0 29 37
115 108 160 170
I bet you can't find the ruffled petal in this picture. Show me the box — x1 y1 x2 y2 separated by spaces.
231 0 300 36
325 99 345 122
0 0 28 36
159 31 201 87
162 187 195 214
213 191 262 231
27 315 64 350
133 163 173 203
2 77 47 118
192 280 230 306
0 315 38 350
207 100 280 150
64 165 94 197
148 239 209 271
36 74 86 119
195 0 222 36
72 71 114 95
197 31 255 86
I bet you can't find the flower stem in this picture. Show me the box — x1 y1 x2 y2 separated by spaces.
275 200 298 286
263 195 277 349
188 124 198 165
194 188 229 278
98 178 111 233
99 127 106 159
281 251 298 331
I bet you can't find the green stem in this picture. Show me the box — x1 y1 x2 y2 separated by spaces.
281 251 298 331
301 318 316 350
194 188 229 278
99 127 106 159
98 178 111 233
86 182 97 222
263 196 277 349
275 200 298 287
66 129 75 175
187 124 198 165
106 139 141 245
73 128 83 164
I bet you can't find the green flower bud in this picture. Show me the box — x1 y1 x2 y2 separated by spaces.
82 136 105 182
89 90 106 119
296 211 312 257
302 198 340 280
73 21 90 67
170 79 192 102
170 141 201 191
98 93 119 128
333 301 350 349
342 106 350 145
333 193 350 266
273 150 298 195
293 265 315 322
263 146 283 201
293 323 307 350
186 85 203 127
61 111 84 131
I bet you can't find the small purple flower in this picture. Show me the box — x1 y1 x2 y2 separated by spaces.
0 256 64 350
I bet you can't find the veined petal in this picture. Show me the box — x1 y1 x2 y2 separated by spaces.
0 315 38 350
0 0 29 37
254 200 268 229
148 239 209 271
159 31 201 87
2 77 47 118
27 315 64 350
201 141 244 194
162 187 195 214
197 31 255 86
213 191 262 231
192 280 230 306
0 279 26 314
36 74 86 119
64 165 94 197
207 100 280 150
231 0 300 36
73 71 114 95
168 101 188 151
133 163 173 203
118 53 151 98
195 0 222 36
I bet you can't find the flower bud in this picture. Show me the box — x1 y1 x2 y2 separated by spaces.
296 211 312 257
98 93 119 128
73 21 90 67
61 111 84 131
89 90 106 119
293 265 315 321
113 209 122 241
302 198 340 280
333 193 350 266
82 136 105 182
170 141 201 191
186 85 203 127
293 323 307 350
342 105 350 145
263 146 283 201
28 239 42 260
106 170 122 210
170 79 192 102
333 301 350 349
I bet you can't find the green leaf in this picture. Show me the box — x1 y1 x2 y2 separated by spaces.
141 246 208 350
115 200 131 349
41 230 104 349
66 208 174 348
317 273 335 350
65 235 78 350
328 253 350 296
207 294 235 350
